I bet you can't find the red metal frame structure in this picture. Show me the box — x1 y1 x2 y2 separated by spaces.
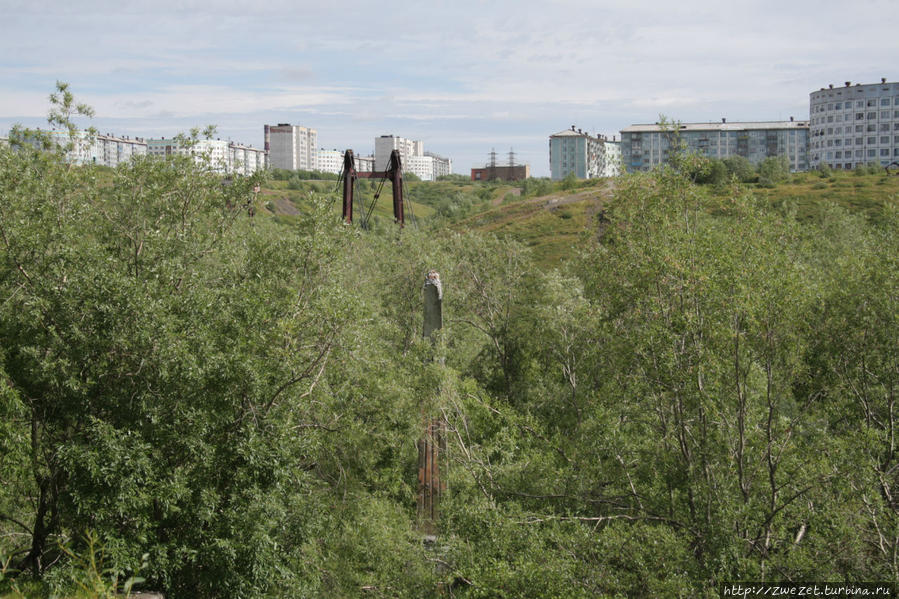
341 149 405 226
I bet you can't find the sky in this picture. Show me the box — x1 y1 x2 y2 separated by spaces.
2 0 898 177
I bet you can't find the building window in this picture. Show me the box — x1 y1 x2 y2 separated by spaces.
882 98 891 106
881 136 890 144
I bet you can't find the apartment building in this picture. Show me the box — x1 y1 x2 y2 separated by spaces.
373 135 451 181
604 140 621 176
147 137 265 174
374 135 423 171
355 153 375 173
620 120 809 172
549 126 618 180
264 123 317 171
229 143 267 175
17 129 147 167
809 78 899 170
317 148 343 175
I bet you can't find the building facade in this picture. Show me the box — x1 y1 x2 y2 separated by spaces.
264 123 317 171
471 164 530 181
355 154 375 173
19 129 147 167
373 135 451 181
603 140 621 176
229 143 267 175
374 135 423 171
147 138 265 174
550 127 621 180
316 148 343 175
620 120 809 172
809 79 899 170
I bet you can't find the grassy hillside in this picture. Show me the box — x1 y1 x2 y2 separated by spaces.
452 181 614 265
453 171 899 266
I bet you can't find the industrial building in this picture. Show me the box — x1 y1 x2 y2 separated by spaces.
619 120 809 172
264 123 317 171
809 78 899 170
471 148 530 181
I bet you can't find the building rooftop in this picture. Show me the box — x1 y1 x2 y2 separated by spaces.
550 127 601 139
621 120 809 133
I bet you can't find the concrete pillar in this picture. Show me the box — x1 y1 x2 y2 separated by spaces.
418 270 445 532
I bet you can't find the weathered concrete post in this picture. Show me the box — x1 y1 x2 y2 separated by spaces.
418 270 445 532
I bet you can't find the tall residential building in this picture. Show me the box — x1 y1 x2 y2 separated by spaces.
374 135 423 171
620 120 809 172
809 79 899 170
373 135 451 181
549 126 615 180
264 123 317 171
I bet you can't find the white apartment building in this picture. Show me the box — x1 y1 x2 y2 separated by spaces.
374 135 452 181
147 138 265 175
230 143 267 175
355 154 375 173
147 138 229 171
809 78 899 170
425 152 452 180
317 148 343 175
19 129 147 167
264 123 317 171
374 135 424 171
602 140 621 177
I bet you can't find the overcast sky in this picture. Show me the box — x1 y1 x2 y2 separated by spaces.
2 0 897 176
